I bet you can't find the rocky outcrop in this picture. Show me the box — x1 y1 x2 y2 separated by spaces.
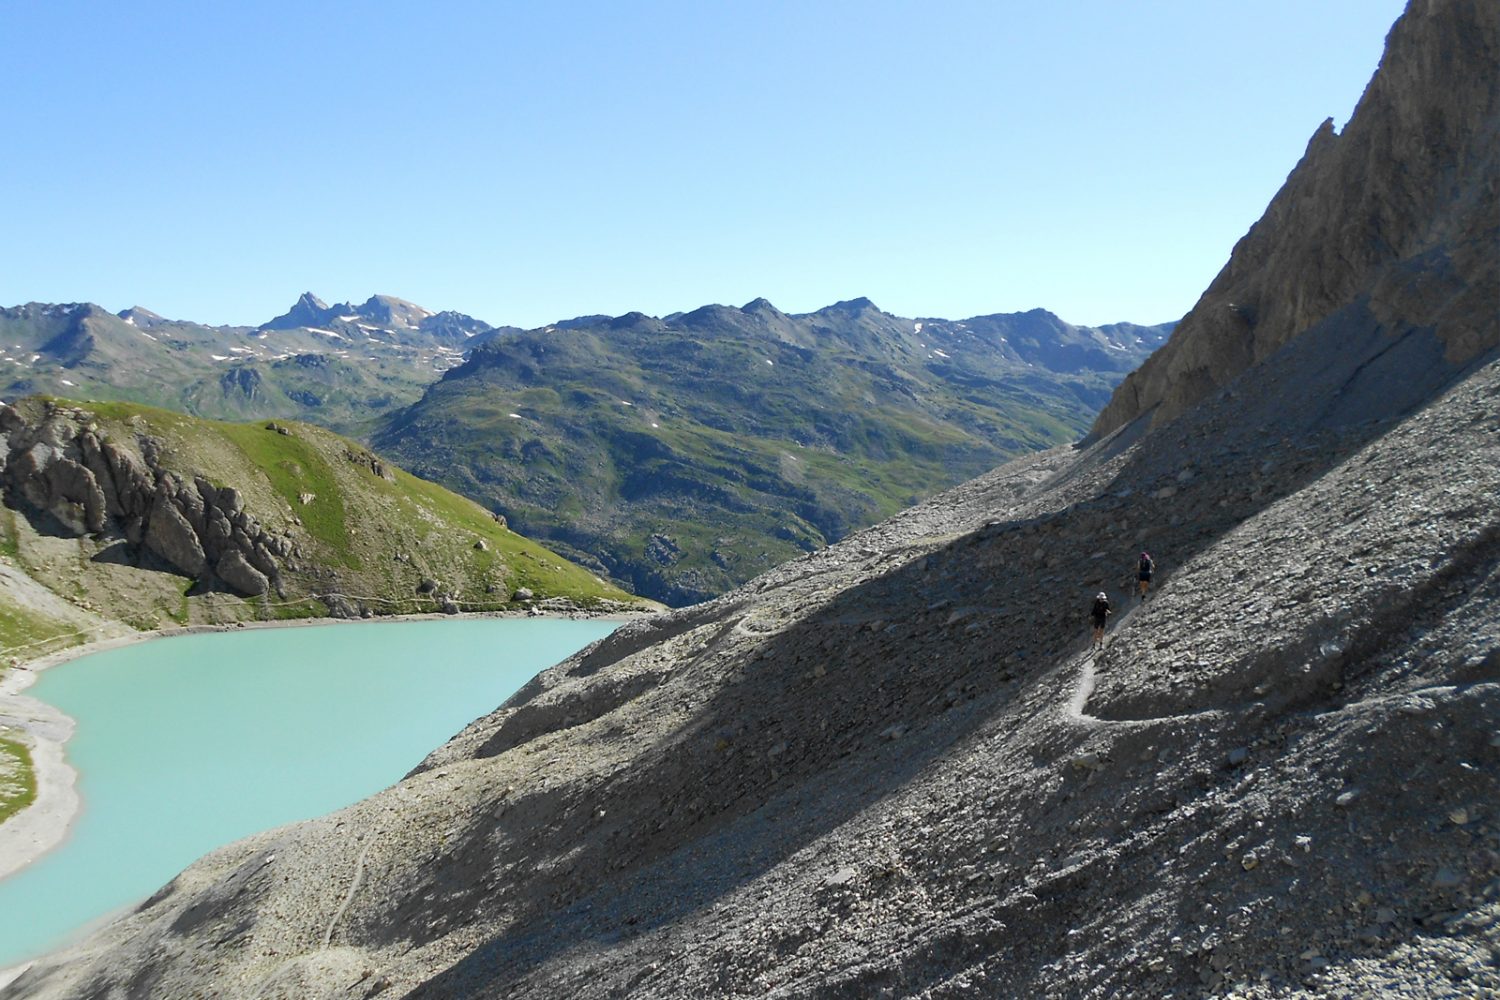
342 445 395 483
212 549 269 596
143 498 207 577
0 400 291 596
1093 0 1499 437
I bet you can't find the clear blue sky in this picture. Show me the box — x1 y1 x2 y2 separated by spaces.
2 1 1407 329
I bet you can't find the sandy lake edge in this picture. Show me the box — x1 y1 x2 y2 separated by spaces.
0 605 653 988
0 606 651 883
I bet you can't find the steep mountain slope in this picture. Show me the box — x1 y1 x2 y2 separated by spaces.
0 397 642 636
13 340 1495 999
1093 0 1499 436
0 294 499 436
374 300 1170 605
5 3 1493 997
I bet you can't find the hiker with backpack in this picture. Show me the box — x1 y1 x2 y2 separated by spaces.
1089 592 1112 648
1137 551 1155 601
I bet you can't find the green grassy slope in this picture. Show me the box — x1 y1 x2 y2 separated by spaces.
0 736 37 825
376 301 1170 604
2 398 646 629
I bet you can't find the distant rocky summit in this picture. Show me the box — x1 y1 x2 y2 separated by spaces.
0 293 500 438
259 292 494 341
6 2 1496 997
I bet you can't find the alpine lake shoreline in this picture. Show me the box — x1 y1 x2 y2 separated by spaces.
0 602 655 985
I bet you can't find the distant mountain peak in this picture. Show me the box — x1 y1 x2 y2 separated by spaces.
358 294 433 329
679 303 742 325
117 306 167 328
261 292 335 331
260 292 446 333
824 297 879 314
608 311 655 330
742 297 781 314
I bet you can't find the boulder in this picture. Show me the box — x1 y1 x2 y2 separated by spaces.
203 510 234 554
248 541 279 578
77 431 121 517
42 455 108 535
102 441 153 518
215 549 269 596
145 498 207 577
219 487 244 517
176 478 207 534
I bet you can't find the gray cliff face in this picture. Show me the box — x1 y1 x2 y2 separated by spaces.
1093 0 1499 437
0 401 291 596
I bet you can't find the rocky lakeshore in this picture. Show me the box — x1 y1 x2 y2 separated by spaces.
0 605 649 888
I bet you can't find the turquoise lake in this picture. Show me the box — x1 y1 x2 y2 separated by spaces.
0 617 616 968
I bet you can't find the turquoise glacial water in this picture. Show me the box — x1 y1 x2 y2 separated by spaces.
0 617 615 968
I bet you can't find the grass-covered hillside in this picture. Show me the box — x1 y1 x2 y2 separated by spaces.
375 298 1171 604
0 397 645 632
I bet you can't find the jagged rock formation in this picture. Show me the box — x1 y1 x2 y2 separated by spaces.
1093 0 1499 437
0 398 642 629
4 2 1496 998
0 401 291 596
259 293 486 340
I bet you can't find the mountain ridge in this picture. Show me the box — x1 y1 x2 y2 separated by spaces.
2 294 1171 602
373 298 1171 603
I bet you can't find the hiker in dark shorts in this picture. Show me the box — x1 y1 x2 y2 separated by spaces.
1137 552 1155 601
1090 592 1112 648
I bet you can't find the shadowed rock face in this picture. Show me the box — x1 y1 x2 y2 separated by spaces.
6 3 1498 998
1092 0 1499 438
0 401 289 596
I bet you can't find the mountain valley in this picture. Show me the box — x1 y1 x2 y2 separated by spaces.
372 301 1171 604
2 293 1169 605
4 1 1495 997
